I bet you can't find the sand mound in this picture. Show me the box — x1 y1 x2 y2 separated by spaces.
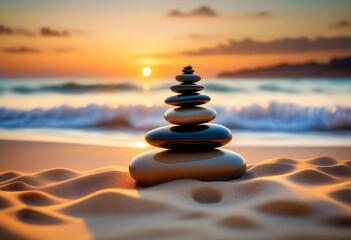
1 175 43 187
255 199 313 216
62 189 168 215
229 179 286 203
317 165 351 178
0 194 13 209
18 191 61 206
0 156 350 240
37 168 79 182
191 187 222 204
16 208 63 225
247 162 296 177
288 169 337 185
44 169 136 199
0 171 21 182
0 181 34 191
274 158 299 165
218 215 262 229
329 188 351 204
320 215 351 228
308 157 338 166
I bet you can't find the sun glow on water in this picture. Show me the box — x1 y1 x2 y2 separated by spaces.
134 141 148 148
143 83 151 90
142 67 151 76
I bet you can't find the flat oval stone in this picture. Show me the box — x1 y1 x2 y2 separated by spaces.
164 107 216 125
175 74 201 83
165 94 210 106
145 123 232 150
170 84 204 93
129 149 246 185
182 69 194 74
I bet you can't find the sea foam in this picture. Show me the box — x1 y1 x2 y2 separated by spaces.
0 102 350 131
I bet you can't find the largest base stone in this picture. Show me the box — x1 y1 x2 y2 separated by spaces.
129 149 246 185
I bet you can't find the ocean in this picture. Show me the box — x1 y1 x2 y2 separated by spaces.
0 78 350 147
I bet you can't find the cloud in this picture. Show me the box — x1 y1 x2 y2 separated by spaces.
55 48 78 53
0 25 14 35
40 27 70 37
167 5 217 18
0 24 71 37
2 46 41 54
2 46 78 54
251 11 273 18
188 33 213 39
182 37 351 56
330 20 351 28
0 25 35 37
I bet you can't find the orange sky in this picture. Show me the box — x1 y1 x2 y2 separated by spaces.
1 0 351 78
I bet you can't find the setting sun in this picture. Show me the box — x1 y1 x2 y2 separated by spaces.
142 67 151 76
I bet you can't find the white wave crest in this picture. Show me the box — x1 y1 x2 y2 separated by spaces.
0 102 350 131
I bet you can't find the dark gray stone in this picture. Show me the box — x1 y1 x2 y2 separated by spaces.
165 94 210 106
145 123 232 150
182 69 194 74
175 74 201 83
170 84 204 93
129 149 246 185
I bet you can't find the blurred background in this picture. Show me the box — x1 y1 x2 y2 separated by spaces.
0 0 350 147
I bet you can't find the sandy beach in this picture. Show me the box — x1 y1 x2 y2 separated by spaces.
1 140 351 172
1 140 350 239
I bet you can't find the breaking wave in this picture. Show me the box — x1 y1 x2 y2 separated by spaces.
0 102 350 131
6 82 142 94
1 80 349 95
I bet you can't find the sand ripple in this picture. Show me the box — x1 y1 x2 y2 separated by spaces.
192 187 222 204
308 157 338 166
317 165 351 178
18 191 61 206
288 169 337 185
255 200 313 216
0 157 350 240
0 171 21 182
218 215 262 229
329 188 351 205
17 208 63 225
320 215 351 228
248 162 296 177
62 189 167 215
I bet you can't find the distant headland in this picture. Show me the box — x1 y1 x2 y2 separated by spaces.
218 56 351 78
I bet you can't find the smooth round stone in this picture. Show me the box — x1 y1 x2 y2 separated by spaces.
165 94 210 106
164 107 216 125
170 84 204 93
129 149 246 185
145 123 232 150
175 74 201 83
182 69 194 74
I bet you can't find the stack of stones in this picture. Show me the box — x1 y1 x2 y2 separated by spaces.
129 66 246 185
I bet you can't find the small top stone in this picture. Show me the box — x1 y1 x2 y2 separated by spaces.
182 66 195 74
176 66 201 83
